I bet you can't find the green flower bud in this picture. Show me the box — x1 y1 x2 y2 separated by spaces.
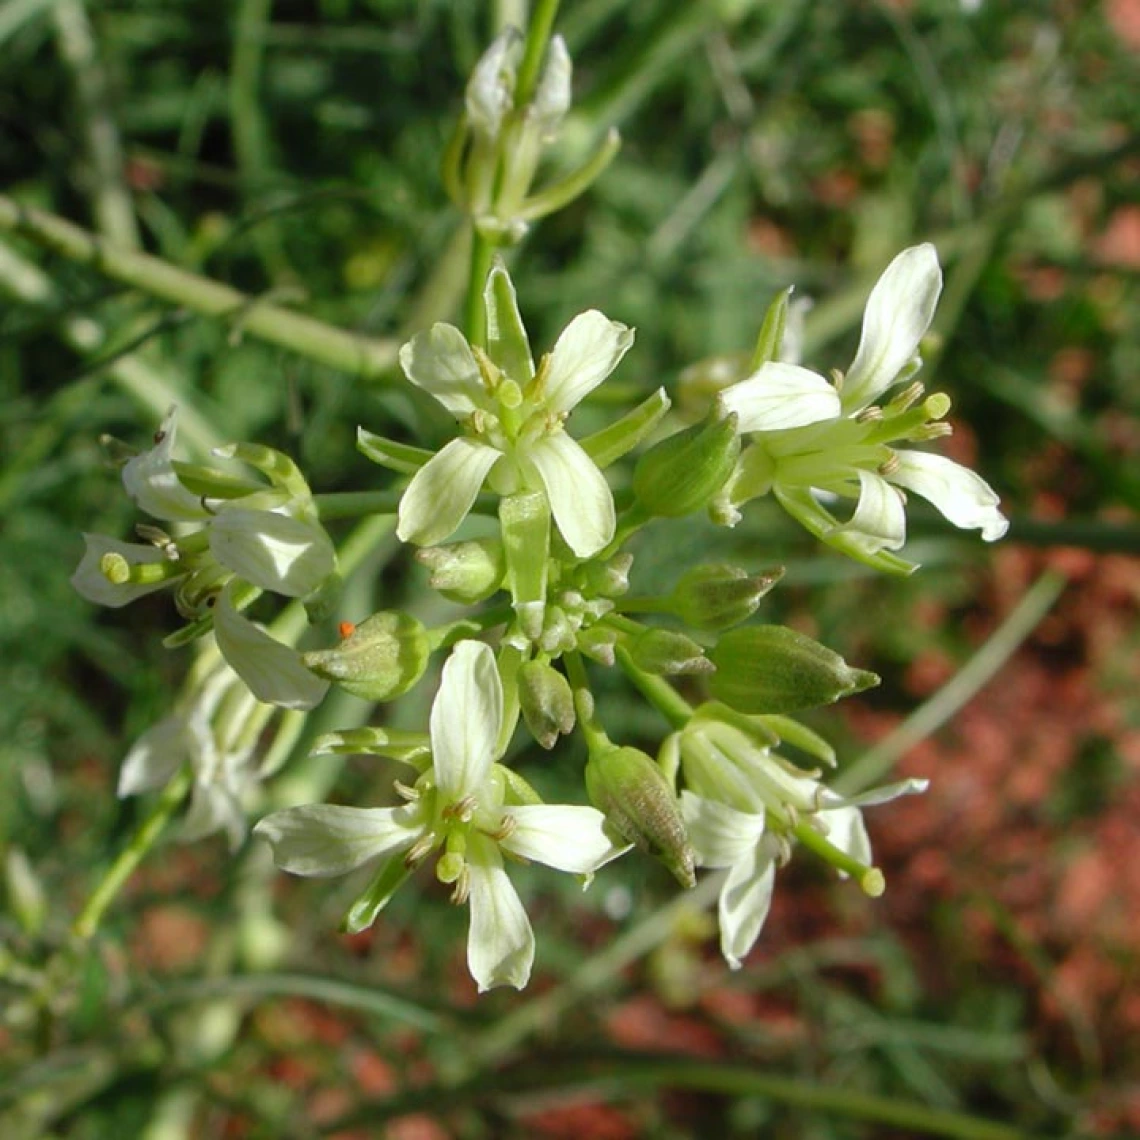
416 538 505 604
303 612 430 701
632 403 740 518
668 563 784 632
518 659 576 750
577 625 617 666
585 745 695 888
750 286 792 369
627 628 714 676
708 625 879 714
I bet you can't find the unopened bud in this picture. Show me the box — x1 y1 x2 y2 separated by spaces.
518 660 576 750
576 552 633 599
633 404 740 518
585 745 695 888
669 563 783 632
466 28 519 139
708 625 879 714
577 625 617 666
303 611 429 701
531 34 571 138
626 628 713 676
417 539 505 603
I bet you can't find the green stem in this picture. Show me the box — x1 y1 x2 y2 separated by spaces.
613 645 692 730
463 224 496 345
0 195 399 379
792 820 883 896
835 570 1066 795
562 651 608 752
514 0 561 105
313 490 402 520
72 765 194 940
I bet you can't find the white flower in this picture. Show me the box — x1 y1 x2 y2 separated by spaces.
669 711 926 969
119 666 261 850
255 640 624 991
719 245 1008 565
392 264 633 558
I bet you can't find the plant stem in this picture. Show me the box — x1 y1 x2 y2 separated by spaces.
515 0 561 105
614 645 692 730
313 490 402 520
0 194 399 379
463 224 496 345
72 765 194 940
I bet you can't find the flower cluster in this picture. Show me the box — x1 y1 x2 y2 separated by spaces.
71 27 1012 991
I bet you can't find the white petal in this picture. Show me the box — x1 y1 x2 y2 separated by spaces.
721 363 841 432
208 508 336 596
681 791 766 869
396 437 502 547
527 432 615 557
718 842 777 969
122 409 211 521
466 839 534 992
465 28 519 138
429 640 502 801
503 805 627 873
182 777 248 850
71 534 174 608
540 310 634 415
118 714 194 796
835 470 907 552
254 804 420 877
890 451 1009 541
213 588 329 711
824 777 930 810
818 806 872 871
398 324 487 418
843 244 942 411
532 34 572 136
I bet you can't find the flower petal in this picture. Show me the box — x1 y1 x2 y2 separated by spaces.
818 805 872 872
209 508 336 596
213 587 329 710
721 363 841 432
842 244 942 411
398 324 487 418
182 777 248 850
834 470 907 552
118 713 196 796
718 840 777 969
540 309 634 415
503 804 627 873
527 432 615 557
396 437 502 547
466 838 535 992
122 408 211 521
890 450 1009 541
254 804 420 877
430 639 502 801
71 534 174 608
681 791 766 868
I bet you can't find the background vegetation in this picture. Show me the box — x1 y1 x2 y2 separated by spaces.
2 1 1138 1136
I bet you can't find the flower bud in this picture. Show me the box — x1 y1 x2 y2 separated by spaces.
466 28 519 140
626 628 714 676
585 745 695 888
632 403 740 518
668 563 784 632
708 625 879 714
416 538 505 604
303 612 430 701
518 660 576 750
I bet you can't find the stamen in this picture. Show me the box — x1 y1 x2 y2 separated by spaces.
443 795 478 824
392 780 419 802
878 453 901 478
449 865 471 906
856 405 884 423
405 834 436 869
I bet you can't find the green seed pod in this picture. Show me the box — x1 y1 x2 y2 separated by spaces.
632 404 740 518
668 563 784 632
708 625 879 714
416 538 505 604
303 612 430 701
626 628 714 676
585 744 695 888
517 659 576 750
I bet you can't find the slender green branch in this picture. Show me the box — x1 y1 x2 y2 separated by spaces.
0 194 400 379
313 490 402 520
72 765 194 940
464 224 496 345
52 0 141 249
514 0 561 105
614 645 693 730
836 570 1067 795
